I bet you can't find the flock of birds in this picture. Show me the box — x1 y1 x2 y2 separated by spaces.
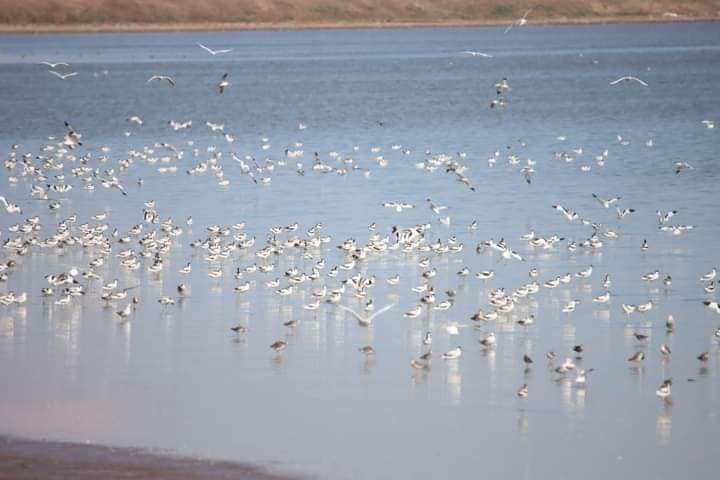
3 35 719 411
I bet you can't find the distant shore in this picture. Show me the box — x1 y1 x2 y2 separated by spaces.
0 15 717 35
0 436 296 480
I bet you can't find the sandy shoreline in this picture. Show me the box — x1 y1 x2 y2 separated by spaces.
0 16 718 34
0 436 299 480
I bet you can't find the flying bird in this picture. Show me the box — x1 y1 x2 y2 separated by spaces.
41 61 70 68
197 43 233 56
147 75 176 86
504 8 534 34
610 76 649 87
461 51 493 58
49 70 78 80
217 73 230 94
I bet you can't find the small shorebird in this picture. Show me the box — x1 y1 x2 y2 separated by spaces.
656 379 672 398
628 351 645 362
517 384 529 398
442 346 463 360
358 345 375 356
270 340 287 353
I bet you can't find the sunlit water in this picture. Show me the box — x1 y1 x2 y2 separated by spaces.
0 23 719 479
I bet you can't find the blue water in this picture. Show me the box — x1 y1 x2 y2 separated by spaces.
0 23 719 479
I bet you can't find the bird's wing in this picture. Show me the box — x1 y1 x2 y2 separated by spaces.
165 77 176 86
197 43 215 54
337 304 364 322
609 77 627 85
215 48 233 54
504 22 515 34
64 72 78 78
366 303 397 322
49 70 64 79
523 7 535 19
631 77 649 86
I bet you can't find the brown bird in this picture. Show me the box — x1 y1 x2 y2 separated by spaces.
270 340 287 352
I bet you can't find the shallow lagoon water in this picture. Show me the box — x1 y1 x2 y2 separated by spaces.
0 23 719 479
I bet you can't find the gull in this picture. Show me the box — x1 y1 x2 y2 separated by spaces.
382 201 414 212
41 61 70 68
127 116 144 125
616 207 636 219
147 75 175 86
504 8 534 33
461 51 493 58
217 73 230 94
49 70 78 80
442 346 463 360
592 193 621 209
701 119 715 129
426 198 448 214
197 43 233 56
657 209 677 224
0 196 22 214
337 302 396 326
610 76 648 86
552 204 578 221
674 161 693 174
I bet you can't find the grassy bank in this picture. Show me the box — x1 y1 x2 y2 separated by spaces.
0 0 718 33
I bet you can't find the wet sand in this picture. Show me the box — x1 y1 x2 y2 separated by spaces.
0 437 299 480
0 15 717 34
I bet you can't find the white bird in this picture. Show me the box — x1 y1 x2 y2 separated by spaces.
504 8 534 33
610 76 648 87
197 43 233 56
442 346 463 360
701 268 717 282
147 75 175 86
461 51 493 58
0 196 22 214
49 70 78 80
41 61 70 68
337 303 396 326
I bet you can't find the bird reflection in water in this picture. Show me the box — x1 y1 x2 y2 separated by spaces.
657 401 672 445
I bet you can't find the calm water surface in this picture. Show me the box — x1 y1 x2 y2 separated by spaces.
0 23 719 479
